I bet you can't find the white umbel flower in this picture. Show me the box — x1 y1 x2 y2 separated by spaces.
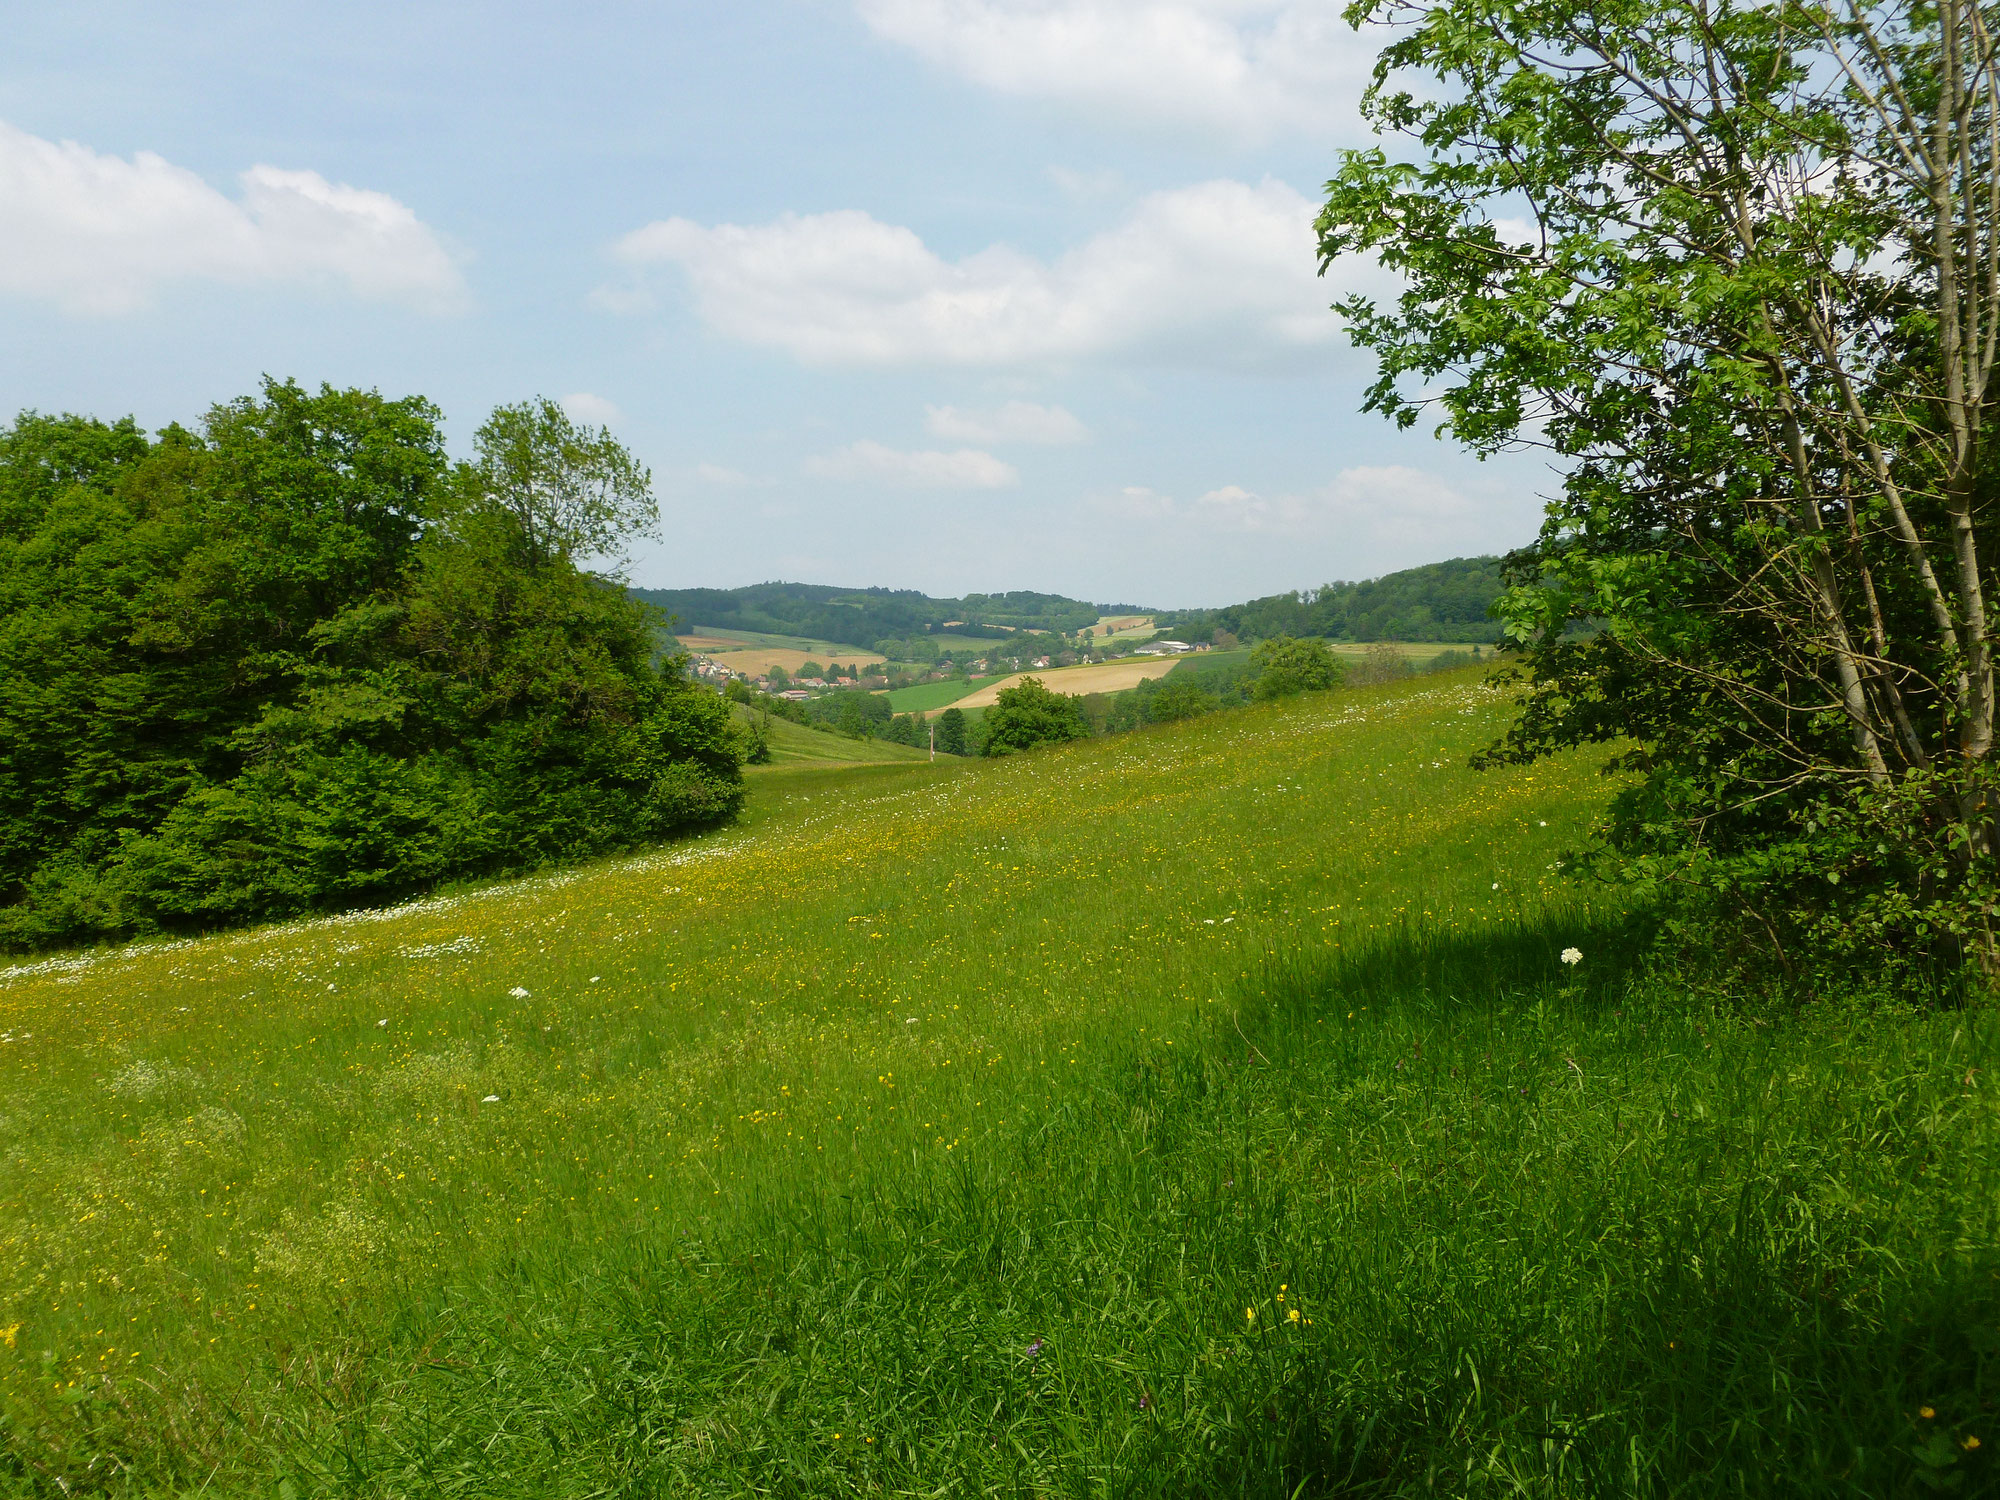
1560 947 1583 966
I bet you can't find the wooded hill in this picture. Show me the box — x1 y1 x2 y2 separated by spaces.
630 582 1109 649
1155 556 1505 643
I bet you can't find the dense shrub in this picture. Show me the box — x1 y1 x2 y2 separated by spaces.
982 677 1089 755
1250 636 1346 699
0 381 743 949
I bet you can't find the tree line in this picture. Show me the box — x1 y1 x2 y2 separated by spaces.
1155 557 1506 645
0 381 742 951
631 581 1107 651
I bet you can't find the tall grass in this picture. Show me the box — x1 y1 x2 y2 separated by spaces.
1 672 1991 1495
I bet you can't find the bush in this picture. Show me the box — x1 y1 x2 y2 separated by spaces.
982 678 1087 756
1250 637 1345 699
0 382 745 949
1345 643 1417 687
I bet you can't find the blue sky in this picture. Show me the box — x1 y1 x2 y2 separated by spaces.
1 0 1551 606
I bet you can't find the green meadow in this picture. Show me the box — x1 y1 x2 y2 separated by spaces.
882 677 1000 713
741 710 934 768
2 672 1994 1495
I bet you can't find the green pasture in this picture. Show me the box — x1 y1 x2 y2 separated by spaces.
882 676 1000 713
1169 646 1255 678
739 708 931 767
2 670 1993 1495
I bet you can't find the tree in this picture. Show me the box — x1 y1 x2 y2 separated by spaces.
1320 0 2000 975
0 382 740 950
935 707 969 756
983 677 1089 755
472 397 655 570
1250 637 1344 700
1144 678 1218 723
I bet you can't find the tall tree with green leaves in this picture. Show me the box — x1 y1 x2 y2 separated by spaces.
1322 0 2000 977
472 397 656 570
982 678 1089 756
0 381 739 950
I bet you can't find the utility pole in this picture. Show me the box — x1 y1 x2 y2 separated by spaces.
929 721 935 761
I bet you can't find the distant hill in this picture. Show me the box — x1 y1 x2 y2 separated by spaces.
630 582 1106 651
1156 557 1505 644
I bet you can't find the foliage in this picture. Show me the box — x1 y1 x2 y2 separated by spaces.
981 676 1089 755
632 581 1103 651
803 687 892 740
1321 0 2000 977
0 382 741 949
1250 636 1346 700
4 680 1990 1493
472 397 656 570
935 706 969 756
1159 556 1504 643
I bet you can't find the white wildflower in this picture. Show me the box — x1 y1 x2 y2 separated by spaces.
508 986 530 998
482 1095 500 1103
1560 947 1583 966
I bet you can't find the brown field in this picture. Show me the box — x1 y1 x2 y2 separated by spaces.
686 644 887 678
674 634 749 652
1329 641 1490 659
1093 614 1154 636
955 656 1182 709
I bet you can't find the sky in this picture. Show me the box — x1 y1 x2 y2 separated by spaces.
0 0 1554 607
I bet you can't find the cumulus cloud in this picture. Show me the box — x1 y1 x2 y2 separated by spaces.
924 400 1087 445
559 392 622 426
855 0 1365 142
606 177 1364 370
0 118 465 314
804 440 1019 488
1097 465 1478 539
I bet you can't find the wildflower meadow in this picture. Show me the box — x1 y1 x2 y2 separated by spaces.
1 670 1993 1495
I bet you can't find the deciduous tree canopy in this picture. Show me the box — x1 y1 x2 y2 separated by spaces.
1323 0 2000 979
0 380 741 949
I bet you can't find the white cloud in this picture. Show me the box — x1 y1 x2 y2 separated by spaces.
1096 465 1477 538
804 440 1019 488
924 400 1087 445
607 177 1365 370
855 1 1365 143
0 118 465 315
560 392 622 426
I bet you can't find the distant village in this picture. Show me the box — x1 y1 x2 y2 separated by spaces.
686 631 1203 700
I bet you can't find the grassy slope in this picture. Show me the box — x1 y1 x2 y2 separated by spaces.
882 676 998 713
2 672 1995 1494
742 707 932 766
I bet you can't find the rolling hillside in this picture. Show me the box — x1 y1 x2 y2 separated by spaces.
3 673 1992 1494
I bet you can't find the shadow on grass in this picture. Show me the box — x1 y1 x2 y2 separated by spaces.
1238 904 1657 1040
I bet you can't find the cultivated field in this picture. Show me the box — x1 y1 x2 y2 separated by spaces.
881 677 995 713
2 673 1993 1493
954 654 1182 707
1093 613 1155 638
685 644 886 678
1329 640 1491 660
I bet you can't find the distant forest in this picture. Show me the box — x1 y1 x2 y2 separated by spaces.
630 582 1110 648
1156 557 1505 644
